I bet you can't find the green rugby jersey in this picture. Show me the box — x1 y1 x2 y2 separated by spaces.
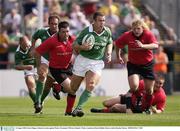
75 24 113 60
15 46 36 67
32 28 53 60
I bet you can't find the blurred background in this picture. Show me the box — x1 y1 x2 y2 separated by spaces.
0 0 180 97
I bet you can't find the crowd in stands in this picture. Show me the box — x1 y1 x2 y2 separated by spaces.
0 0 177 74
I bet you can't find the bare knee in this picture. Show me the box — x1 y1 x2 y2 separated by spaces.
103 100 111 107
38 66 48 82
86 81 96 91
111 105 120 113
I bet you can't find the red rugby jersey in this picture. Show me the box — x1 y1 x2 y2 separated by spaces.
36 34 75 69
115 30 157 65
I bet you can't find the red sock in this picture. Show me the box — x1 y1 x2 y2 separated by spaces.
146 94 153 108
53 83 61 93
102 108 110 113
142 94 153 110
65 94 76 113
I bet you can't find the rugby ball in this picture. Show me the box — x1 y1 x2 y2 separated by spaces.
34 38 42 48
82 34 95 49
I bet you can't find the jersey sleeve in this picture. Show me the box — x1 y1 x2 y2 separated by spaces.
32 30 40 43
146 30 158 44
155 98 166 111
35 37 52 55
155 89 166 111
115 32 127 49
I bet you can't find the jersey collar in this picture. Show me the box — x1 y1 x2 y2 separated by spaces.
89 24 106 36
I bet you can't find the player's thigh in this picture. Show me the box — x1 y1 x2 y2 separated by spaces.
70 74 84 93
103 96 120 107
144 78 155 94
38 63 48 78
44 75 55 90
128 74 140 91
61 78 72 93
25 75 36 89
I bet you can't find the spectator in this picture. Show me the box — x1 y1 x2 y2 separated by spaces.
160 27 177 72
98 0 120 16
149 20 161 41
69 3 90 35
154 45 169 74
0 25 10 69
2 8 21 35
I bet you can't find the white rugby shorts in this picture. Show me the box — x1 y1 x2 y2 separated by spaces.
73 55 104 77
24 67 37 78
41 56 49 65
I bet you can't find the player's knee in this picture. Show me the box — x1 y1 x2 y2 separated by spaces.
146 88 153 95
87 81 96 90
102 101 109 107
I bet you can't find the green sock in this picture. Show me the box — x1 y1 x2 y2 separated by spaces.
35 81 44 103
29 92 36 103
41 88 51 103
76 89 91 109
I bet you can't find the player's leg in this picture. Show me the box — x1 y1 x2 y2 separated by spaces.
142 78 154 114
41 75 55 102
49 67 78 116
61 78 77 116
24 75 36 103
128 74 140 92
103 96 121 107
35 63 48 113
72 71 101 117
90 96 120 113
140 61 155 114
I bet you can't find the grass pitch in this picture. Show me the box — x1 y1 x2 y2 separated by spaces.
0 95 180 126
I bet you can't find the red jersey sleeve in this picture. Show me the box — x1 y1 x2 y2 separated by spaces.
36 37 53 55
153 88 166 111
145 30 158 44
115 32 129 49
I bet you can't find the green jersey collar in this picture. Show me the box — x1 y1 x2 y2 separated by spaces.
89 24 107 36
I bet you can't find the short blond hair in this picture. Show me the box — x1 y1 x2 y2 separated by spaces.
131 19 149 30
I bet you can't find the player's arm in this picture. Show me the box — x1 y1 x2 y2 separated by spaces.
135 40 159 50
115 45 124 64
34 51 41 68
73 41 92 52
105 43 113 63
14 53 34 70
29 38 38 57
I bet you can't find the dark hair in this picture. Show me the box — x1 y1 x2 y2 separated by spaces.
93 12 105 20
48 14 60 24
58 21 69 30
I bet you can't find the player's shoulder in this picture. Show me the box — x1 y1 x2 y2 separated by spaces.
34 27 48 34
37 27 49 33
104 26 111 32
143 29 154 36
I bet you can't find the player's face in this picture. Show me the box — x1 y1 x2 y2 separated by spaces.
154 79 164 91
49 18 59 34
20 37 30 51
59 27 70 41
94 16 105 30
132 25 143 37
